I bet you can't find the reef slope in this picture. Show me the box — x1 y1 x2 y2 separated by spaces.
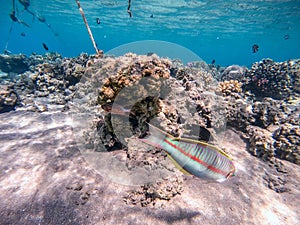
0 53 299 225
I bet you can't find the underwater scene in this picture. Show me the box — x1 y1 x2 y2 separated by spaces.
0 0 300 225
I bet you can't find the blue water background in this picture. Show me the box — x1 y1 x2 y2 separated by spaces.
0 0 300 67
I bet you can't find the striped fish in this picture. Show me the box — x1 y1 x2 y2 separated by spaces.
140 123 236 182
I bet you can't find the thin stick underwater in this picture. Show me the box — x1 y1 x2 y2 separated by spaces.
75 0 102 56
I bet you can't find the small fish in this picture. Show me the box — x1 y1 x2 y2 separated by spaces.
96 17 101 24
140 123 236 182
3 49 12 55
181 124 213 143
211 59 215 64
38 15 46 23
252 44 259 53
150 14 153 18
284 34 290 40
42 43 49 51
102 103 135 117
9 13 18 22
21 32 26 37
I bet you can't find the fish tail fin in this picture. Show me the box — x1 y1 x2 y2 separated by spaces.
139 123 169 149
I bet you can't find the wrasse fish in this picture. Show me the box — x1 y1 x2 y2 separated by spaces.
140 124 236 182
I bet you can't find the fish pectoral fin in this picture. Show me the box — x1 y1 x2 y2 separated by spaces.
216 178 227 183
167 154 192 175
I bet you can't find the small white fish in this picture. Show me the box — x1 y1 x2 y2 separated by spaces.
102 103 135 117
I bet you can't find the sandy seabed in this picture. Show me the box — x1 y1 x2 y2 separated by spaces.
0 110 299 225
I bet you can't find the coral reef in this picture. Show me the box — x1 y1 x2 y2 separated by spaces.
0 52 300 225
95 54 171 149
217 80 243 97
273 124 300 165
97 58 296 163
167 65 226 132
247 125 275 161
251 98 286 128
224 93 300 166
0 52 299 201
0 52 94 110
0 84 19 113
0 54 29 74
244 59 300 100
97 54 171 106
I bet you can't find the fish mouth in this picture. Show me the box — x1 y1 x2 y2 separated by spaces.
226 171 235 179
226 164 236 178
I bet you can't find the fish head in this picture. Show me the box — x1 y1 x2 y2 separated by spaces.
226 162 236 179
226 171 235 179
216 162 236 182
38 15 46 23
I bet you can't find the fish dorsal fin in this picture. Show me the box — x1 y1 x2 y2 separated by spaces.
166 153 192 175
170 137 233 160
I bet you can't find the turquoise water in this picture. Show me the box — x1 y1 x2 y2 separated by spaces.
0 0 300 66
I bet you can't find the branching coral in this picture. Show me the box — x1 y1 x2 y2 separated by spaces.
245 59 300 99
247 125 275 160
273 124 300 165
217 80 242 97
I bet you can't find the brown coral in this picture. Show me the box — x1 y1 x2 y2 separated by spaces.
217 80 242 97
0 84 18 113
96 55 171 151
247 125 275 161
245 59 300 99
273 124 300 165
97 56 171 107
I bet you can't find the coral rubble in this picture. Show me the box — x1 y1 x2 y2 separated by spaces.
123 175 184 207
